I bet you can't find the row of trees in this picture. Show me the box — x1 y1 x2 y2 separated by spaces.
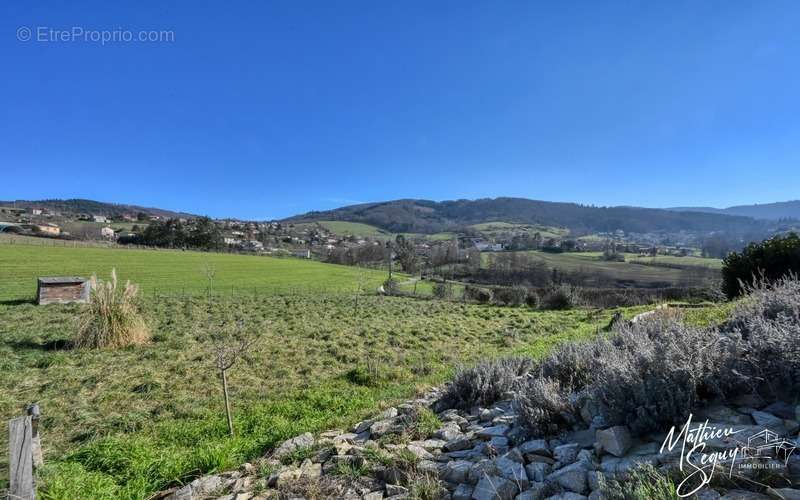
119 217 223 250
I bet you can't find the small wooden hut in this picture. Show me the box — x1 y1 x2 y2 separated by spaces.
36 277 90 305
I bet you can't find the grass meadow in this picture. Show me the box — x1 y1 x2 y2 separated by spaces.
483 250 721 287
0 243 728 499
0 242 390 302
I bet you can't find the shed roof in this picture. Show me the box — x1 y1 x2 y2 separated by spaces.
38 277 88 284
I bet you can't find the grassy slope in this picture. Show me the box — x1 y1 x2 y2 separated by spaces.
483 251 721 286
627 254 723 269
468 222 568 239
315 221 390 238
0 243 390 301
0 294 658 499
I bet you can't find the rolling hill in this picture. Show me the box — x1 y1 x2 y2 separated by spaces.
669 200 800 220
286 197 764 235
0 198 195 218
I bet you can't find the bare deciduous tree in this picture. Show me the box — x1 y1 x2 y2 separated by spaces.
210 320 257 436
201 262 217 297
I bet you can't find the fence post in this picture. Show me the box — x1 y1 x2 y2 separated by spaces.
8 412 35 499
28 405 42 470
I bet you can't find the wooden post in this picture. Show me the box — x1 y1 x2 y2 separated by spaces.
27 405 42 470
220 369 234 436
9 416 35 500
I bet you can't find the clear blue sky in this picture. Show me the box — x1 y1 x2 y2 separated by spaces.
3 1 800 219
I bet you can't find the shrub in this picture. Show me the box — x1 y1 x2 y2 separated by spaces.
722 232 800 299
719 277 800 399
601 464 681 500
590 313 728 435
432 282 449 299
442 357 533 409
525 290 541 309
464 285 491 304
382 278 400 295
517 377 574 436
541 284 581 310
74 269 150 349
538 341 599 391
491 286 527 306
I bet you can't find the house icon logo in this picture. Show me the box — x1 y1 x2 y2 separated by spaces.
742 428 797 465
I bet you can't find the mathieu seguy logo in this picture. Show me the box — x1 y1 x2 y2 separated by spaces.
659 414 797 497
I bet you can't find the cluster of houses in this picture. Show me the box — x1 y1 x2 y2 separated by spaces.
0 203 703 262
0 205 150 241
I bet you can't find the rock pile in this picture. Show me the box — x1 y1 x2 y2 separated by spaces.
159 389 800 500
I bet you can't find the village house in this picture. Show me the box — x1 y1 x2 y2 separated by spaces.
293 249 311 259
242 240 264 251
33 223 61 236
92 215 109 223
100 226 116 239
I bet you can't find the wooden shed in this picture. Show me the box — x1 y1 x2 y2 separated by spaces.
36 277 90 305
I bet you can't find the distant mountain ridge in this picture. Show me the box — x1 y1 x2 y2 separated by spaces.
286 197 765 235
668 200 800 221
0 199 195 218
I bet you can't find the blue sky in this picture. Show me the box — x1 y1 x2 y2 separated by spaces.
3 1 800 219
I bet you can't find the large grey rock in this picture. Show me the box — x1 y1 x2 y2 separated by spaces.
416 438 447 450
478 425 511 439
471 474 519 500
586 470 604 491
695 405 753 425
596 426 632 457
370 417 402 437
274 432 314 458
516 483 547 499
548 462 588 494
442 460 473 484
469 460 501 485
437 422 466 441
503 448 525 464
543 493 588 500
518 439 551 457
446 437 475 452
386 483 409 496
600 455 659 478
525 462 551 482
720 490 770 499
751 411 786 430
406 444 434 460
553 443 580 464
695 488 722 500
494 455 530 490
764 402 796 420
453 483 475 500
564 430 596 449
299 459 321 479
767 488 800 500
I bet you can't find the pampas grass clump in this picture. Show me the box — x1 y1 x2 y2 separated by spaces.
74 269 150 349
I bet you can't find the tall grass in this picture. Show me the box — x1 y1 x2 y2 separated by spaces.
74 269 150 349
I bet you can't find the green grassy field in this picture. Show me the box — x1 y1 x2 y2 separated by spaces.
0 243 729 499
483 251 721 286
314 221 390 238
468 222 568 239
627 254 723 269
0 243 391 301
1 291 661 499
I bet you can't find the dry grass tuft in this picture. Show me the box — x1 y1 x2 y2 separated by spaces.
74 269 150 349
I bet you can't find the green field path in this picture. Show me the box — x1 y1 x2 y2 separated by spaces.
0 242 389 301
